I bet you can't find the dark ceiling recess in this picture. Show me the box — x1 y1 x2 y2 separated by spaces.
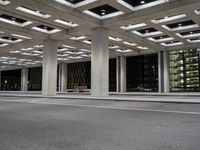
166 20 196 28
89 4 119 16
122 0 157 7
153 35 170 40
37 25 55 31
1 36 18 41
179 29 200 36
137 28 158 34
165 41 180 44
0 14 27 23
65 0 84 4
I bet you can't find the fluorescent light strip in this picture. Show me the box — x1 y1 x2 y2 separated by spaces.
161 42 183 47
32 27 61 34
11 34 31 39
21 52 39 56
109 36 122 41
54 19 78 27
57 48 68 52
21 47 33 51
123 41 136 46
137 46 148 50
132 31 163 37
54 0 97 8
66 51 84 55
62 45 76 49
0 18 32 27
10 50 21 53
0 31 4 34
70 36 86 40
176 33 200 38
81 54 91 57
194 10 200 15
0 0 10 5
83 40 92 44
68 56 82 59
148 37 174 42
33 45 43 48
121 23 147 30
33 50 43 54
162 24 199 31
187 39 200 43
58 58 69 61
109 45 119 49
116 49 132 53
0 43 8 47
80 49 90 52
117 0 169 11
16 6 51 18
0 38 23 43
83 10 124 19
151 14 187 24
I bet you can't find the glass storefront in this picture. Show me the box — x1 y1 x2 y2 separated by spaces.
169 49 200 92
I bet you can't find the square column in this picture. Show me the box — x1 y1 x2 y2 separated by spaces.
21 68 28 91
42 39 58 96
117 56 127 93
58 63 67 92
91 27 109 97
158 51 170 93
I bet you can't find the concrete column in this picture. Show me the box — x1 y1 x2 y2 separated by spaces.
158 51 170 93
0 71 1 90
42 39 57 96
117 56 126 93
59 63 67 92
91 27 109 97
21 68 28 91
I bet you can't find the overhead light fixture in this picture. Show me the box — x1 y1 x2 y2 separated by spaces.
0 14 32 27
16 6 51 18
123 41 137 46
116 48 132 53
132 30 163 37
148 37 174 42
33 50 43 54
32 25 61 34
83 10 124 19
70 36 86 40
80 49 91 52
11 34 32 39
62 44 76 49
109 36 122 41
0 0 10 5
83 40 92 44
0 43 8 47
161 41 183 47
0 37 23 43
194 10 200 15
10 50 21 53
57 48 68 52
121 23 147 30
54 0 98 8
21 47 34 51
137 46 148 50
68 56 83 59
117 0 169 11
187 38 200 43
151 14 187 24
54 19 78 27
66 50 84 55
33 45 43 48
109 44 119 49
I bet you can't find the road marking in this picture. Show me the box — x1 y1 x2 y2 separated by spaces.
30 101 200 115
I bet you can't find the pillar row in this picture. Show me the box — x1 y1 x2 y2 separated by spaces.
21 68 28 91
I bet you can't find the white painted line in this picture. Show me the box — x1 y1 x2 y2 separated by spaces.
30 101 200 115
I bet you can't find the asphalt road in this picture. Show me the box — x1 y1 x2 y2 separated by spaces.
0 97 200 150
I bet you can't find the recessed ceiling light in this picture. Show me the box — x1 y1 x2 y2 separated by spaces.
54 19 78 27
116 48 132 53
83 40 92 44
11 34 32 39
0 43 8 47
137 46 148 50
109 36 122 41
16 6 51 18
121 23 147 30
21 47 34 51
62 44 76 49
123 41 137 46
0 0 10 5
70 36 86 40
32 25 61 34
117 0 169 11
151 14 186 24
161 41 183 47
54 0 98 8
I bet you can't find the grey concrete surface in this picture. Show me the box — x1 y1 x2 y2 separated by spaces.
0 97 200 150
